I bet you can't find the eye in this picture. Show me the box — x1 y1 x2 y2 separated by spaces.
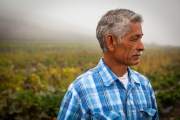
131 37 139 42
130 36 142 42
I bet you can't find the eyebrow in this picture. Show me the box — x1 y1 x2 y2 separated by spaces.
136 33 144 37
130 33 143 38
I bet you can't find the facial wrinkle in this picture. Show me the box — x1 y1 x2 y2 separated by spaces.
127 48 131 65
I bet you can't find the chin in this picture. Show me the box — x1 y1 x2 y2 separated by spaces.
129 61 139 66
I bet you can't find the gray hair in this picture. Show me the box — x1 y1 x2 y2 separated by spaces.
96 8 143 53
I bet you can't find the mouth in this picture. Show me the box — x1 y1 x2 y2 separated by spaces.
132 51 142 57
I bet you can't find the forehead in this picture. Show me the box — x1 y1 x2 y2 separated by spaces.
128 22 143 37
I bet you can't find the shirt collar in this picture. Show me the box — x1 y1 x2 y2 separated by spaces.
97 58 140 86
128 68 141 86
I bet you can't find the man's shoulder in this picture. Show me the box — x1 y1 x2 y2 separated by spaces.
129 69 150 84
68 67 98 91
76 68 96 80
130 69 146 78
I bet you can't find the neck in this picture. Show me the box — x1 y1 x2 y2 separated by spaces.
103 54 128 77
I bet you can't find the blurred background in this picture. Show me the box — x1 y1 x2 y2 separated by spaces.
0 0 180 120
0 0 180 46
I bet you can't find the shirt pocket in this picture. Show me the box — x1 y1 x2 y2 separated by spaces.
140 108 156 120
91 110 120 120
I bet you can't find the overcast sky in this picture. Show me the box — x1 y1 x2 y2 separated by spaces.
0 0 180 46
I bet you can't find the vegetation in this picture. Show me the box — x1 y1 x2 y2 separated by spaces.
0 40 180 120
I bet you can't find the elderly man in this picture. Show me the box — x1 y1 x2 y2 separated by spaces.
57 8 159 120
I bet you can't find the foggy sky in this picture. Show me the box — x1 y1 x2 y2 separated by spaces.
0 0 180 46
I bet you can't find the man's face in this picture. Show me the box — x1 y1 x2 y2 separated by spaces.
113 22 145 66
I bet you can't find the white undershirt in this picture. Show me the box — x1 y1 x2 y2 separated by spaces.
118 72 129 89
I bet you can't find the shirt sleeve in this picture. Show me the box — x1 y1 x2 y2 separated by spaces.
57 90 81 120
149 82 159 120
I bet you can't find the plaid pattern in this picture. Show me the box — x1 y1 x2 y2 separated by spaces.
57 58 159 120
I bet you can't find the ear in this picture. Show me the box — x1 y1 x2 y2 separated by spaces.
105 34 117 52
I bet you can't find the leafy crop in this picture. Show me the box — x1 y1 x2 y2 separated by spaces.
0 40 180 119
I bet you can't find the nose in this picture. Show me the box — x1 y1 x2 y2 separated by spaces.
138 40 145 51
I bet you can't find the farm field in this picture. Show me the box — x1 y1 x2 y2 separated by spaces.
0 40 180 120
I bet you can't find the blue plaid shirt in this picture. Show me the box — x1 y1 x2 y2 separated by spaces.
57 58 159 120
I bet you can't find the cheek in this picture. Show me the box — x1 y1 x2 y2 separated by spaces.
126 46 136 59
116 44 135 59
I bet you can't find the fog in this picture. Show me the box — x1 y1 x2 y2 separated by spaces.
0 0 180 46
